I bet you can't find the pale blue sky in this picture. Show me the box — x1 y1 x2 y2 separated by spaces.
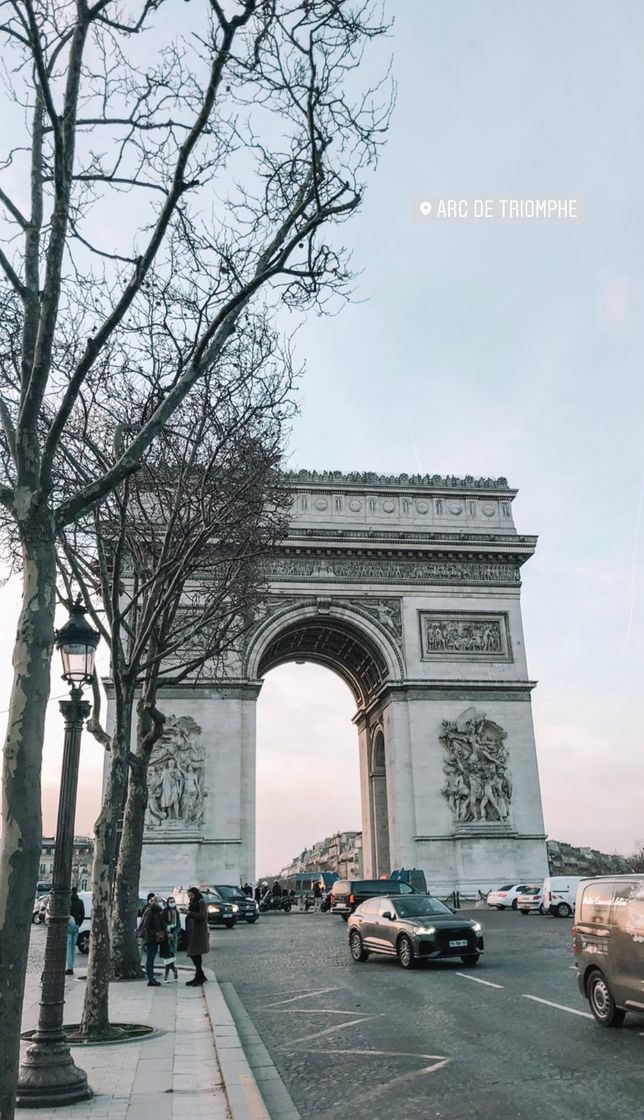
2 1 644 874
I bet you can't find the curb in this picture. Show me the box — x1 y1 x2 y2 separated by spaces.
202 969 272 1120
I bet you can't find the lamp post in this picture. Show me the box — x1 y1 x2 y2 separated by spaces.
17 599 99 1108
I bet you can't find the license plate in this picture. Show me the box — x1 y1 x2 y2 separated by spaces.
449 939 468 948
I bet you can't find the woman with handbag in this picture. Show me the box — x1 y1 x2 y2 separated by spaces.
140 894 166 987
160 897 181 982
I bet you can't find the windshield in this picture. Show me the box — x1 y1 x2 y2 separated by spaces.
395 897 452 918
201 892 224 905
214 885 241 899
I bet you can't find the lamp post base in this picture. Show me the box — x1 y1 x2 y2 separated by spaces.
16 1038 92 1109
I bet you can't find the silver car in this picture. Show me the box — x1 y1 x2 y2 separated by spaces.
347 894 484 969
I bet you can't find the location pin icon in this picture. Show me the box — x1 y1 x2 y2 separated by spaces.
419 201 432 216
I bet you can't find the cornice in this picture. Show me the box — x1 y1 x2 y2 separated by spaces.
283 469 514 494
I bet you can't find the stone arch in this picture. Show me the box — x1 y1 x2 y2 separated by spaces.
245 600 403 709
368 722 391 877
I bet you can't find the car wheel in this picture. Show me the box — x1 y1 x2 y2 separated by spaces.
555 903 572 918
282 902 292 913
245 917 258 924
511 899 518 910
496 905 505 910
349 931 369 962
77 932 90 954
224 920 236 929
397 934 416 970
587 970 625 1027
520 909 530 915
538 904 544 914
32 913 42 925
460 953 480 966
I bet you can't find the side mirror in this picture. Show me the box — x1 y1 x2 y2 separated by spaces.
382 910 395 921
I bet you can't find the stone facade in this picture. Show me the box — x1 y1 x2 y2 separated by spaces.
131 472 548 895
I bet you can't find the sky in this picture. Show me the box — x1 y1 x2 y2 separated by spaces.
2 0 644 875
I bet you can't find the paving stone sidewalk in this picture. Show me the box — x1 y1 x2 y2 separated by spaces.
18 964 268 1120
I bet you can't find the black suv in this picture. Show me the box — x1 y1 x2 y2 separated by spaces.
212 884 259 924
330 878 418 919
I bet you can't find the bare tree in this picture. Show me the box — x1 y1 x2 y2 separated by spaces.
59 347 293 1031
0 0 391 1111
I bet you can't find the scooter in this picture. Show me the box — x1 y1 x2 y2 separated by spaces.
259 891 292 913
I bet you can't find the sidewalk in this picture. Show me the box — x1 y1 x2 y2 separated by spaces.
19 964 271 1120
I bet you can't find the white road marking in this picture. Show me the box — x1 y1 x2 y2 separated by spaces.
280 1015 379 1047
264 987 339 1007
522 994 593 1019
455 972 503 989
268 1009 362 1015
296 1048 450 1100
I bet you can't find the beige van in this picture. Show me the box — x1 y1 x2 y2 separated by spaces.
574 874 644 1026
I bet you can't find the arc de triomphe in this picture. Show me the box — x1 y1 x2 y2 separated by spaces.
138 470 548 895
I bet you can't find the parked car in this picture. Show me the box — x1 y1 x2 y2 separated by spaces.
331 878 418 920
487 883 540 910
173 885 237 929
517 885 544 914
574 874 644 1026
348 893 484 969
211 884 259 923
542 876 584 918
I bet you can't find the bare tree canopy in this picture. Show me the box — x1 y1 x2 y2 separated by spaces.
0 1 391 1115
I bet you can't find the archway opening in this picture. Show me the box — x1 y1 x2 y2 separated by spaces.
255 663 360 879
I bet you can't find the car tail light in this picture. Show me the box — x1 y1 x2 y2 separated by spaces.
572 925 577 954
349 894 355 904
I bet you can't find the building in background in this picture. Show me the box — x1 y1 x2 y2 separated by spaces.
280 830 363 881
38 836 94 891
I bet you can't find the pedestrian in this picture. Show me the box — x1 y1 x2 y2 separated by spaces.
185 887 209 987
254 885 262 903
65 887 85 976
313 881 323 912
160 896 181 983
272 880 281 899
243 882 252 897
139 894 166 987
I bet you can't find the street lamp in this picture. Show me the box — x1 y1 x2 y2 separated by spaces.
17 598 99 1108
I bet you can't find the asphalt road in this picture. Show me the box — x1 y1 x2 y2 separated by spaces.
210 906 644 1120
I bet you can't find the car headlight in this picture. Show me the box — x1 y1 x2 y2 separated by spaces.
413 925 436 935
232 904 239 912
208 905 221 914
471 922 482 932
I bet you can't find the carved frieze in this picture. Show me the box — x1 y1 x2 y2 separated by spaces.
440 707 512 824
264 556 520 587
145 715 206 833
349 598 403 647
420 612 512 661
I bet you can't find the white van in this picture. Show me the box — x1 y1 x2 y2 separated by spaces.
542 876 584 918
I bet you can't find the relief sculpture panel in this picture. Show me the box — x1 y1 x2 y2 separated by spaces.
145 715 206 833
420 612 511 661
440 707 512 824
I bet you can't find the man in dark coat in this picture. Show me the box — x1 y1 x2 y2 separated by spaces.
140 894 166 987
185 887 209 986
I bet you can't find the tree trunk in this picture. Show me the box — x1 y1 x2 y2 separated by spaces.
0 521 56 1120
112 691 164 979
111 752 148 979
79 688 133 1036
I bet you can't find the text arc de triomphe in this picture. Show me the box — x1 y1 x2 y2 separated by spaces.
135 471 549 894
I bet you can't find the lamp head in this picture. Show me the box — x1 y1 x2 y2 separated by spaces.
55 598 100 685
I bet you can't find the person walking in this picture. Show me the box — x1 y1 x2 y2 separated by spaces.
185 887 209 986
140 894 166 987
65 887 85 975
313 882 323 912
160 896 181 982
